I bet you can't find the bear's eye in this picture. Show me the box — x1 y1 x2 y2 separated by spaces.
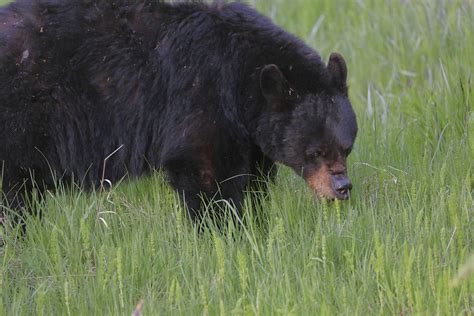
315 149 326 158
305 148 327 161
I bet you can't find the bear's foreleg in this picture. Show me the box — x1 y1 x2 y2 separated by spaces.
163 153 250 223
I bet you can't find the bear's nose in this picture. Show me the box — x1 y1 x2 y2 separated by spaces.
332 177 352 200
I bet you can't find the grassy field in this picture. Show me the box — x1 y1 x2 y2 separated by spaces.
1 0 473 315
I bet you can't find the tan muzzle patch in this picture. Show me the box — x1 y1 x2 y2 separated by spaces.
305 165 336 199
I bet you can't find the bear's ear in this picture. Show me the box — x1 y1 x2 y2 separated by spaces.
260 64 293 110
327 52 347 92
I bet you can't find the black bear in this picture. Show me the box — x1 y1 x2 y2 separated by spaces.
0 0 357 223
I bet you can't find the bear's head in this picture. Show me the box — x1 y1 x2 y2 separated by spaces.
257 53 357 200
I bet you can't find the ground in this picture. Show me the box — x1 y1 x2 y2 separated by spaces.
0 0 473 315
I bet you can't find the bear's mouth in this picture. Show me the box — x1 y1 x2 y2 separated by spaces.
312 187 351 201
333 187 350 200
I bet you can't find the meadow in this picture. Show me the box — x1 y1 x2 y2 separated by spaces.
1 0 473 314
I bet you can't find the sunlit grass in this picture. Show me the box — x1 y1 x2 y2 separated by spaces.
1 0 473 314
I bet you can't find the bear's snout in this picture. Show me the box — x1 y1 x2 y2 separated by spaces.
330 174 352 200
305 166 353 200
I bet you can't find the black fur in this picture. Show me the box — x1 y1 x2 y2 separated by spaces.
0 0 357 223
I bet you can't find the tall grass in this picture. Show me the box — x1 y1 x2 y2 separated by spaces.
1 0 473 314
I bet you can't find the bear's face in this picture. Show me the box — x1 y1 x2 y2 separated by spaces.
259 53 357 200
285 93 357 200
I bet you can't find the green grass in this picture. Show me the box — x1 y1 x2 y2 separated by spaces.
1 0 473 314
